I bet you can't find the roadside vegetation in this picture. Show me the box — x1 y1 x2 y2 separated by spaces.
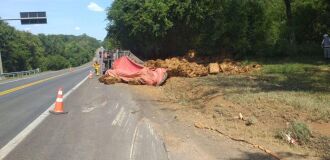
0 20 100 72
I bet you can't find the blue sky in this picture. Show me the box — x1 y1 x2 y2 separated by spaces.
0 0 113 40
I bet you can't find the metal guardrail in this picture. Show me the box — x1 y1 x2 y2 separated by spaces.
0 68 40 79
117 50 144 64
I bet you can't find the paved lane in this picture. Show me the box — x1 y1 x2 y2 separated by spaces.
0 65 89 93
0 66 92 149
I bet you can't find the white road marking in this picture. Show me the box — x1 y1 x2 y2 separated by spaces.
111 107 126 126
146 121 157 139
124 114 131 128
117 112 127 126
101 100 107 107
0 75 89 159
129 127 139 160
82 106 97 113
108 103 118 114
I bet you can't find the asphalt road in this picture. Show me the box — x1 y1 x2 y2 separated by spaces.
0 66 91 152
0 66 168 160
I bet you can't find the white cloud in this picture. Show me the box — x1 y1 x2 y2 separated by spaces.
75 26 81 31
24 28 31 32
87 2 104 12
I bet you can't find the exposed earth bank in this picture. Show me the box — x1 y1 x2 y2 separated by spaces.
129 74 330 160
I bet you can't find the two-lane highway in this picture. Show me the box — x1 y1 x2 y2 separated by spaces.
0 66 92 149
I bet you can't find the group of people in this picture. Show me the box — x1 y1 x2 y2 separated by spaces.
93 49 120 76
322 34 330 59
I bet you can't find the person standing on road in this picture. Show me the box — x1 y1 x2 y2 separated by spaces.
322 34 330 59
93 61 100 76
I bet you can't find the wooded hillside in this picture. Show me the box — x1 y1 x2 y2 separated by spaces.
0 20 100 72
105 0 330 59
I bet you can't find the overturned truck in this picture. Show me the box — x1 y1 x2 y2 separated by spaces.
99 56 168 86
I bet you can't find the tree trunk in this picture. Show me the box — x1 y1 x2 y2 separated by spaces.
283 0 292 27
283 0 295 42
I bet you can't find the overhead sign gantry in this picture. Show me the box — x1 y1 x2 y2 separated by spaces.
20 12 47 25
1 11 47 24
0 11 47 77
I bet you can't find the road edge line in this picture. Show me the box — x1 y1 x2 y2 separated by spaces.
0 75 89 159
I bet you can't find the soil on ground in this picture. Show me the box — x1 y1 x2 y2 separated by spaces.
129 75 330 160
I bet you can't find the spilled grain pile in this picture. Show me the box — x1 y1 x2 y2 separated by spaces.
144 57 261 77
144 57 208 78
218 60 261 74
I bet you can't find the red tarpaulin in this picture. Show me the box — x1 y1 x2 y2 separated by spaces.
105 56 167 86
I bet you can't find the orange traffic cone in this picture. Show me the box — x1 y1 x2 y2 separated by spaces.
49 88 68 114
89 70 93 79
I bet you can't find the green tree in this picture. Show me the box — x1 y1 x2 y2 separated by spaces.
0 20 100 72
105 0 329 58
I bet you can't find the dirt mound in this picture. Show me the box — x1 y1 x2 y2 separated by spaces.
98 75 122 85
145 57 261 77
99 75 148 85
144 57 208 78
219 60 261 74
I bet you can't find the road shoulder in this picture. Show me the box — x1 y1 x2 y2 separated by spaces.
128 85 277 160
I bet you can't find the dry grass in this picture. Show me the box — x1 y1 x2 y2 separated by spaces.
159 58 330 158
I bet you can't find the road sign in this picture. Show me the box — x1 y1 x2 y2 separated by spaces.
20 12 47 25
